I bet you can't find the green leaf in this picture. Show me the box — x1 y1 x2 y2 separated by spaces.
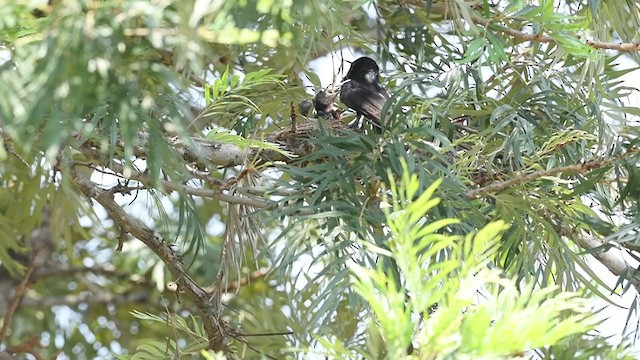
456 38 486 64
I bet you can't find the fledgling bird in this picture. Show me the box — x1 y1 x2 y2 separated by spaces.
313 88 339 119
340 57 389 131
298 99 313 117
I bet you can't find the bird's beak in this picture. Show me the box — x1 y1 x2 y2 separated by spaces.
327 87 339 96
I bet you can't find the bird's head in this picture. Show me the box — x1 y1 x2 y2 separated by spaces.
314 87 339 109
345 57 381 84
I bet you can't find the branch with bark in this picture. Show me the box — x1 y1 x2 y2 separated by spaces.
540 206 640 292
77 118 349 170
0 209 54 344
66 164 230 351
469 157 640 291
405 1 640 53
570 231 640 291
465 157 618 199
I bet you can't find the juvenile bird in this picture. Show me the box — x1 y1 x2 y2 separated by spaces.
313 88 339 119
340 57 389 131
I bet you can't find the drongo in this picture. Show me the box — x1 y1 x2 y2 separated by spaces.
340 57 389 131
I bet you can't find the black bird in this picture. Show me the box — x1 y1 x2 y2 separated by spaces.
340 57 389 131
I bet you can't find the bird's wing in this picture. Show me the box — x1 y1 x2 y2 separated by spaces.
340 82 387 127
376 83 390 99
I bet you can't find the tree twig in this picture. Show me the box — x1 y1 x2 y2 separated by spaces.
405 1 640 53
4 336 42 360
77 118 348 170
465 157 615 199
0 248 42 342
71 158 272 209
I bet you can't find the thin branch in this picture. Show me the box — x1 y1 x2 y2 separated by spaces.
188 168 225 188
204 268 271 294
2 141 30 168
0 248 42 342
77 118 348 170
405 1 640 53
71 158 272 209
465 157 615 199
585 39 640 52
72 154 319 215
124 166 269 208
4 336 42 360
534 205 640 292
66 165 230 351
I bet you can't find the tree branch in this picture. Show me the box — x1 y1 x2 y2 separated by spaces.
72 158 272 209
405 1 640 53
66 165 230 351
534 205 640 292
78 119 348 170
465 157 615 199
0 248 42 342
571 232 640 291
0 209 54 343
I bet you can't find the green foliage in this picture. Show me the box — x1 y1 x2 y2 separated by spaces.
115 311 209 360
206 128 294 158
202 66 290 134
312 163 599 358
1 0 640 359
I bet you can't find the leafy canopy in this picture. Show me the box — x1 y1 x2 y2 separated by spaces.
1 0 640 359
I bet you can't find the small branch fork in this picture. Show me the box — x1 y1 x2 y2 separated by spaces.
571 232 640 291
